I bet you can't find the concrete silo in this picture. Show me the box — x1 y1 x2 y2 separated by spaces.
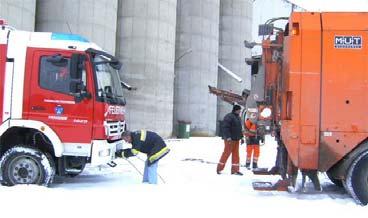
35 0 118 54
174 0 220 136
217 0 252 123
0 0 36 31
116 0 177 137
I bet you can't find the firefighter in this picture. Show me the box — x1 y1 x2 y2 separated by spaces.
217 104 243 175
116 130 170 184
54 66 70 93
244 109 260 169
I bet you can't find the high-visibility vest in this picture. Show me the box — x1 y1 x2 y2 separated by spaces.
244 119 257 137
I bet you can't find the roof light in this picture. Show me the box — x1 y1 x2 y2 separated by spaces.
51 33 89 43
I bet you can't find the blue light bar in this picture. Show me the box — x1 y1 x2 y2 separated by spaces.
51 33 89 42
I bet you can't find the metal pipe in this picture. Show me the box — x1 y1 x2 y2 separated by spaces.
218 63 243 83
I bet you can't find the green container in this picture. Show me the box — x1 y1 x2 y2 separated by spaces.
177 121 191 139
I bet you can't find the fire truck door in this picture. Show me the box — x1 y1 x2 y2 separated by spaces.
27 50 93 145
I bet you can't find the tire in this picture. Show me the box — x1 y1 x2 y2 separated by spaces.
44 151 56 184
346 150 368 205
326 171 344 188
0 146 55 186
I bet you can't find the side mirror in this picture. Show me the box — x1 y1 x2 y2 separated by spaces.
70 53 86 80
70 80 83 94
70 54 91 103
70 81 91 103
121 81 137 91
251 61 259 75
70 54 86 94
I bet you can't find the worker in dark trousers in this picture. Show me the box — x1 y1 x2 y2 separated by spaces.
116 130 170 184
217 104 243 175
244 110 260 169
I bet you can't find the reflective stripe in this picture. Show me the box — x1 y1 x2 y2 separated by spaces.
140 130 146 141
149 147 169 163
245 120 257 136
132 149 139 155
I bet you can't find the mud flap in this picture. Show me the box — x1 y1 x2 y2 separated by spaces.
252 179 290 191
252 168 277 175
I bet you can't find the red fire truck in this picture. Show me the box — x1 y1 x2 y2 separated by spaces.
0 20 126 186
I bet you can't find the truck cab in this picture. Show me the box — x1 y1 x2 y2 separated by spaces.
0 21 125 185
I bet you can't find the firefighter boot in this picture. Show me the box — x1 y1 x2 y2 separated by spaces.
245 162 251 169
252 162 258 169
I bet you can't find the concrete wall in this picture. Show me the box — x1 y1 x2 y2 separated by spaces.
0 0 36 31
117 0 177 137
35 0 118 54
174 0 220 136
217 0 252 122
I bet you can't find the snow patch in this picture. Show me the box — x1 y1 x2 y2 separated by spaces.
0 137 365 218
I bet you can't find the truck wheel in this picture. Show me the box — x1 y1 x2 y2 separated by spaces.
346 151 368 205
326 171 343 188
0 146 55 186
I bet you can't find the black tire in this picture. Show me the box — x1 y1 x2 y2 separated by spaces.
0 146 55 186
346 151 368 205
326 171 344 188
44 151 56 184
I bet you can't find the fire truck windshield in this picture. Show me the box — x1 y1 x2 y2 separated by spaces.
93 55 125 105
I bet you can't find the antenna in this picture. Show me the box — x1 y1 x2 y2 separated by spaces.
66 22 73 34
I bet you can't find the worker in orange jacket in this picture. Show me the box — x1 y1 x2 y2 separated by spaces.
244 110 260 169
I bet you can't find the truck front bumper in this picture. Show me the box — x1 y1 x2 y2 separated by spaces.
90 140 122 166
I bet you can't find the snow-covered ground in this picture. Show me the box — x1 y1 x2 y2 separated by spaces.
0 136 366 217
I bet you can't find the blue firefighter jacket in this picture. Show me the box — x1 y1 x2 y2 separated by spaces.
124 130 170 165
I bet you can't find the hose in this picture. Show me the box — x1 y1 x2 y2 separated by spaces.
124 158 143 176
124 156 166 184
134 156 166 184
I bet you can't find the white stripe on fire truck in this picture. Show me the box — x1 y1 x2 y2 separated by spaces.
2 61 13 122
5 31 30 120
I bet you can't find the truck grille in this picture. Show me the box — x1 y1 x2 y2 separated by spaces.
104 121 125 137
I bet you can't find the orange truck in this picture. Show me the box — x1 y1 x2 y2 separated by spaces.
241 12 368 205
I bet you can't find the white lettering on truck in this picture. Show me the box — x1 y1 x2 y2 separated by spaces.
104 105 125 117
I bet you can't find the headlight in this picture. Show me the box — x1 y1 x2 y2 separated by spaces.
260 107 272 118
